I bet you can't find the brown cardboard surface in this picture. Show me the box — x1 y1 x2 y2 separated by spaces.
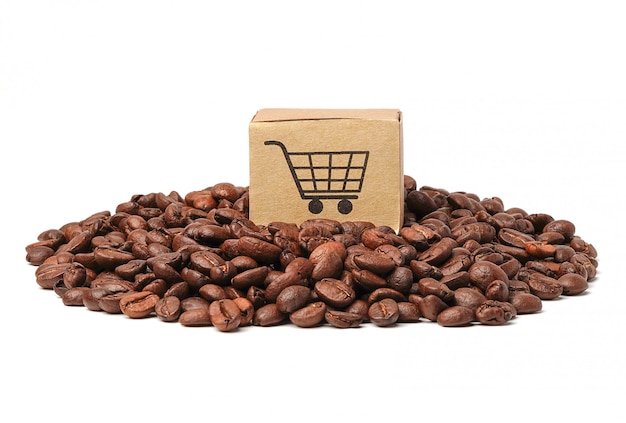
249 108 404 232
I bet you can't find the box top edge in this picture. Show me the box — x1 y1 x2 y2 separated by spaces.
252 108 402 123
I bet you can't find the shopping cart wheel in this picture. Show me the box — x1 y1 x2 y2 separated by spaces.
338 199 353 215
308 199 323 214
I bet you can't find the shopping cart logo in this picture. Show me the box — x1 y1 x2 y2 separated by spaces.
264 140 370 215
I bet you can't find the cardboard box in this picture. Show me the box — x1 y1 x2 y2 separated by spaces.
249 108 404 232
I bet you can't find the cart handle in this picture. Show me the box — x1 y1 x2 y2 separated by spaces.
264 140 290 160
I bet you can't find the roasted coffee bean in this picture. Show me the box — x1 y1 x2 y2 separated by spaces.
198 284 226 302
417 278 454 302
62 287 90 306
385 266 414 294
209 299 241 332
254 303 287 327
233 297 254 326
314 278 356 308
231 266 269 290
397 301 421 322
509 293 542 314
325 310 363 328
344 299 370 322
418 237 457 266
527 274 563 300
35 263 72 289
484 280 509 302
119 291 160 318
353 250 396 275
475 300 516 326
289 302 327 328
453 287 487 311
276 285 312 314
98 292 126 314
181 296 210 312
557 273 588 296
468 261 510 292
155 296 182 322
368 298 400 327
367 287 407 305
437 306 475 327
351 269 387 291
265 271 307 302
417 294 449 321
179 308 212 326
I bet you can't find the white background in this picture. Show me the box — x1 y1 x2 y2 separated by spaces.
1 1 625 422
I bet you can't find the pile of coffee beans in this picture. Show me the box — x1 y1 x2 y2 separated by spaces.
25 175 598 331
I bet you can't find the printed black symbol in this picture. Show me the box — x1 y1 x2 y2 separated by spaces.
264 140 369 215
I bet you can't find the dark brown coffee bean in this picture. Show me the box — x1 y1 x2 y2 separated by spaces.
437 306 475 327
418 237 457 266
527 274 563 300
181 296 210 312
93 247 135 269
475 300 516 326
353 250 396 275
276 285 312 314
325 310 363 328
440 271 471 290
557 273 588 296
417 294 449 321
164 281 190 300
288 302 327 328
367 287 408 305
417 278 454 302
368 298 400 327
314 278 356 308
453 287 487 311
351 269 387 291
62 287 89 306
142 278 168 297
179 308 212 326
543 219 576 240
397 301 421 322
264 271 307 302
344 299 370 322
155 296 182 322
484 280 509 302
98 291 126 314
385 266 413 294
509 293 542 314
198 284 226 302
254 303 287 327
231 266 269 290
468 261 510 292
119 291 160 318
498 228 535 248
208 299 241 332
62 263 88 288
237 236 282 264
409 259 443 280
35 263 72 289
25 245 56 265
